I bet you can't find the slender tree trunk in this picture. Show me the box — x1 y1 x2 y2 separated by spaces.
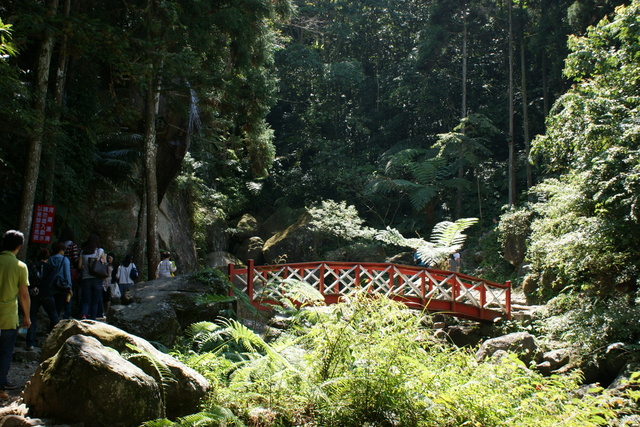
18 0 59 259
542 53 549 117
519 1 532 190
456 10 468 219
144 70 161 281
507 0 516 207
44 0 71 205
133 187 147 275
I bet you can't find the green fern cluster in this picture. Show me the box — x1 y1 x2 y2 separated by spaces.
377 217 478 267
154 286 623 426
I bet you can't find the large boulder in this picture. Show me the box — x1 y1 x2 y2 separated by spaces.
262 213 316 263
109 301 182 347
109 274 232 347
234 214 260 240
24 334 162 426
34 319 210 420
204 251 242 270
476 332 540 367
237 236 265 264
536 348 571 376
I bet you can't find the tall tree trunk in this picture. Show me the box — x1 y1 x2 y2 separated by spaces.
507 0 516 207
144 70 161 281
133 187 147 274
18 0 59 259
456 10 468 219
542 53 549 117
44 0 71 205
519 1 532 190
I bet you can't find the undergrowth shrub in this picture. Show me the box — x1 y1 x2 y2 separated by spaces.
537 293 640 359
164 288 619 426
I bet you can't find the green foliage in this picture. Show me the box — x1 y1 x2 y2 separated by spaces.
537 293 640 361
377 217 478 267
467 226 519 285
122 344 177 419
143 408 246 427
527 1 640 297
192 268 233 295
0 18 17 57
307 200 376 242
173 289 616 426
527 174 633 296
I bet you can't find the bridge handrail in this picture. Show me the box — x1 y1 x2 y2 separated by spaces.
228 260 511 321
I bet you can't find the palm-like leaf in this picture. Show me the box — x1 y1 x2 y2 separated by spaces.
408 157 446 185
376 218 478 267
408 186 437 211
430 217 479 248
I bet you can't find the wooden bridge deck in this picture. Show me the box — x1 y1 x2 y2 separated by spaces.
228 260 511 322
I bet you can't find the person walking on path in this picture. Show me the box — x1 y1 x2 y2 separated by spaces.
116 254 137 304
0 230 31 400
155 251 176 278
77 234 106 320
26 247 60 350
50 241 72 321
59 227 80 317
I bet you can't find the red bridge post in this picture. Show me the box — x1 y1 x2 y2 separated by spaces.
247 259 255 302
505 280 512 320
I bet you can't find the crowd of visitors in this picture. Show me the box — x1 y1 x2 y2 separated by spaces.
0 227 178 399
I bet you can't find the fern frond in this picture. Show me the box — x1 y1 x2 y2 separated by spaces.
408 186 437 211
365 177 405 195
408 157 444 185
142 419 175 426
429 217 479 248
229 282 259 316
375 227 424 248
280 278 325 306
124 344 178 418
175 408 246 427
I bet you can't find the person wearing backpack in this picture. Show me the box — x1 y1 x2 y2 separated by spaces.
116 254 137 304
50 241 73 320
77 234 107 320
26 247 61 350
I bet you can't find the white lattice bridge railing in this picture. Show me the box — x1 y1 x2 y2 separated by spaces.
228 260 511 322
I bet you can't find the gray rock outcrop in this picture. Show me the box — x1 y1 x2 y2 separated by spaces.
24 334 162 426
476 332 540 366
109 274 232 347
536 348 571 375
28 319 210 422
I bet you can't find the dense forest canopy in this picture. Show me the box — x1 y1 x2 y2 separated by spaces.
5 1 640 425
0 0 636 298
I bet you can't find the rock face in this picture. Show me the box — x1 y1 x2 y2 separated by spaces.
24 334 162 426
262 213 315 264
109 274 232 347
25 320 210 424
536 348 571 376
476 332 540 366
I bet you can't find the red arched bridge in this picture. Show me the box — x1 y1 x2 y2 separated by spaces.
228 260 511 322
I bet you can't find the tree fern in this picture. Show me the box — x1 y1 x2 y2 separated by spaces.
143 408 247 427
377 217 478 267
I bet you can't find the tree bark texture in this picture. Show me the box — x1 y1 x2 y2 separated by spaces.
44 0 71 205
519 6 532 190
144 71 161 281
507 0 516 207
18 0 59 259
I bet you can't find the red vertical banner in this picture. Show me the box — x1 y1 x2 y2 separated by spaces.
31 204 56 244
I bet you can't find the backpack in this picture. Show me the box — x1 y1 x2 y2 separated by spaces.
129 264 139 281
49 257 71 289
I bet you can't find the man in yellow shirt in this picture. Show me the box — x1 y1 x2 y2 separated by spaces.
0 230 31 399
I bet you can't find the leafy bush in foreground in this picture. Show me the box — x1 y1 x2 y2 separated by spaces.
164 290 618 426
